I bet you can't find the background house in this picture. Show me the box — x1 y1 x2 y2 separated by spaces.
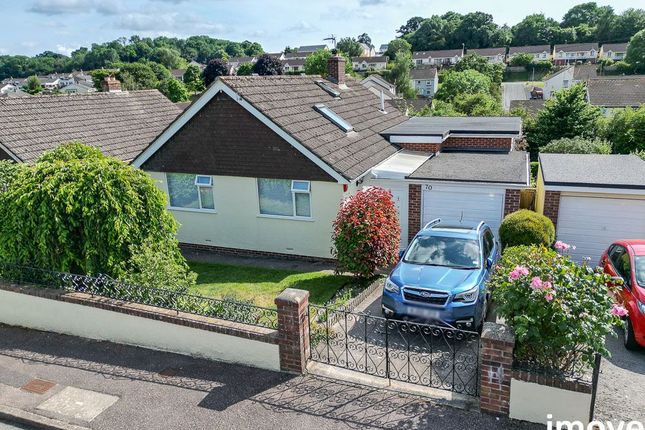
600 42 629 61
586 76 645 114
467 47 506 63
281 59 306 73
553 43 599 65
360 74 396 100
543 64 598 99
507 45 551 62
413 49 463 66
351 56 387 71
410 66 438 97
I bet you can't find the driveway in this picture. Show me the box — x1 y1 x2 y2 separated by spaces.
0 325 539 430
501 82 529 112
595 327 645 422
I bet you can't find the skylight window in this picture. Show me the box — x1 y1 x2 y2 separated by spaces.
314 80 341 98
314 104 353 132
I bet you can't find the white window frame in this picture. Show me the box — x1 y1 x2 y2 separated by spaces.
257 179 313 221
166 173 216 213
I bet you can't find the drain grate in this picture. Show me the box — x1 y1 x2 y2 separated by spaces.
21 379 56 394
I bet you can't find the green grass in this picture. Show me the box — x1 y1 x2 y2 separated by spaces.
188 261 353 308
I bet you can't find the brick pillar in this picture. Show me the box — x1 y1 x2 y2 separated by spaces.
275 288 310 374
504 189 521 216
543 190 561 229
480 322 515 416
408 184 421 243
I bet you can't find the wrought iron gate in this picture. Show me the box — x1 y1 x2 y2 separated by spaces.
308 304 481 396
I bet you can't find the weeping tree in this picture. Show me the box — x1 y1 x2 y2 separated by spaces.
0 142 194 289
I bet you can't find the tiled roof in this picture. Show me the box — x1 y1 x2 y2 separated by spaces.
298 45 327 52
602 42 629 52
467 47 506 56
554 42 598 52
509 99 545 116
412 49 463 59
573 64 598 80
410 66 437 80
352 56 387 62
0 90 181 163
284 51 312 59
586 76 645 108
218 75 407 180
508 45 551 55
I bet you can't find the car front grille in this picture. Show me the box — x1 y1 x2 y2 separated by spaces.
402 288 448 306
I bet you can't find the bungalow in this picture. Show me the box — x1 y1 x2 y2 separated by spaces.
599 42 629 61
351 56 388 71
543 64 597 99
132 56 529 259
360 74 396 100
228 56 257 74
586 76 645 113
0 77 181 163
283 51 312 61
553 43 599 65
281 58 306 73
410 66 438 97
467 47 507 64
507 45 551 62
412 49 463 66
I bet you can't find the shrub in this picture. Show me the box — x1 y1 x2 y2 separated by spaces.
0 161 24 193
332 187 400 277
509 53 533 67
540 137 612 154
499 210 555 249
612 61 634 75
491 245 622 374
604 106 645 154
531 60 553 73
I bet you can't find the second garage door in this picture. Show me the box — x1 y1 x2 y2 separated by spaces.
557 195 645 264
422 185 505 236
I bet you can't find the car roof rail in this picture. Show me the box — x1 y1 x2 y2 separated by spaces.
475 221 485 233
423 218 441 230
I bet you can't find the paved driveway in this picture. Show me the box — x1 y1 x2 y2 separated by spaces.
501 82 529 111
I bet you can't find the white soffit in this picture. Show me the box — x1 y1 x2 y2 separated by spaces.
371 150 431 180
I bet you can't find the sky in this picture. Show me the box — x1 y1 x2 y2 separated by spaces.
0 0 637 57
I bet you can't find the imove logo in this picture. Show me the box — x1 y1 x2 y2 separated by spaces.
547 415 644 430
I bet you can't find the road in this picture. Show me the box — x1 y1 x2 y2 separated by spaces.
501 82 529 112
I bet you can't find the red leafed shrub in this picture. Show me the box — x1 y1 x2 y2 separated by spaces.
332 187 400 277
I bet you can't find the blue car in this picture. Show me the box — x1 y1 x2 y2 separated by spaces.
381 219 499 331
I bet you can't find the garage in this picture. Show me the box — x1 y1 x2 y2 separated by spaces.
537 154 645 264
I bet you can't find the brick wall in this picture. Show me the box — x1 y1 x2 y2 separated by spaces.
443 137 513 152
543 191 561 229
480 322 515 416
503 189 521 217
408 184 421 243
396 143 441 152
275 289 310 373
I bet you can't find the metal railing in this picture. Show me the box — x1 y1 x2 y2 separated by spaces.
0 263 278 330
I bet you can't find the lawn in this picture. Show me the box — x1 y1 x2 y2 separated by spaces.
188 261 355 308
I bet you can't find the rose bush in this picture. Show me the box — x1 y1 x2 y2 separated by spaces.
491 245 623 375
332 187 400 278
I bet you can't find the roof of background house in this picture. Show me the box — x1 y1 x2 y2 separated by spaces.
378 44 389 51
602 42 629 52
508 45 552 55
0 90 181 163
509 99 545 116
544 65 574 81
360 74 395 91
171 69 185 78
298 45 327 52
284 51 312 59
410 66 438 80
352 56 387 62
412 49 463 59
539 154 645 189
382 116 522 137
183 75 408 180
586 76 645 107
228 56 255 64
408 151 528 184
554 42 599 52
573 64 598 80
280 58 306 67
467 47 506 56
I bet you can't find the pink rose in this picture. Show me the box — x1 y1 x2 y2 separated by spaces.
611 304 628 317
545 293 554 302
542 281 553 290
508 265 529 282
554 241 571 251
530 277 543 290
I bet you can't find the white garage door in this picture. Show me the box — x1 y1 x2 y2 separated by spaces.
557 195 645 264
422 185 505 237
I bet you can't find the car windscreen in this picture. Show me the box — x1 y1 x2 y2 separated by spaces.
403 235 480 269
635 256 645 288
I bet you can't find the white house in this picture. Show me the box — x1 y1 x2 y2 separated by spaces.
467 47 506 64
553 43 599 65
410 66 438 97
359 43 376 57
412 49 464 67
281 59 306 73
507 45 551 62
352 56 388 71
543 64 598 99
600 43 629 61
227 56 257 74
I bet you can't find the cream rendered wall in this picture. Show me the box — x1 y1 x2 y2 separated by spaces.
0 289 280 371
148 172 345 259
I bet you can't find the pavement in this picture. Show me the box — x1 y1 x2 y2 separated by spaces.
501 82 529 112
0 325 540 430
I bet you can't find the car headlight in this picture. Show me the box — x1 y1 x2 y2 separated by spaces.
638 300 645 315
384 278 400 294
454 286 479 303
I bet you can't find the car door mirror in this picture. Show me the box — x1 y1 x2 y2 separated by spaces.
399 250 405 259
486 256 494 270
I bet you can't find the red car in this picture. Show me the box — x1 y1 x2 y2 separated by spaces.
600 240 645 350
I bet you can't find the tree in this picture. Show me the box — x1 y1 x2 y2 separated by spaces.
540 137 612 154
236 62 254 76
435 69 493 103
407 16 449 51
511 14 560 46
183 64 205 93
304 49 352 76
337 37 363 57
611 9 645 43
23 75 42 95
357 33 372 48
397 16 424 37
202 58 228 86
603 106 645 154
0 143 190 287
146 61 173 82
453 12 500 49
527 83 602 153
150 47 184 70
561 2 602 27
116 62 158 90
454 53 504 85
452 92 502 116
0 161 23 193
241 40 263 56
430 100 463 116
625 29 645 73
157 78 189 102
389 51 416 99
332 187 400 278
509 53 534 67
252 54 283 76
384 39 411 60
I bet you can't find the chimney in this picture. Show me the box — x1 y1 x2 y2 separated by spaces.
101 76 122 92
327 54 346 86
